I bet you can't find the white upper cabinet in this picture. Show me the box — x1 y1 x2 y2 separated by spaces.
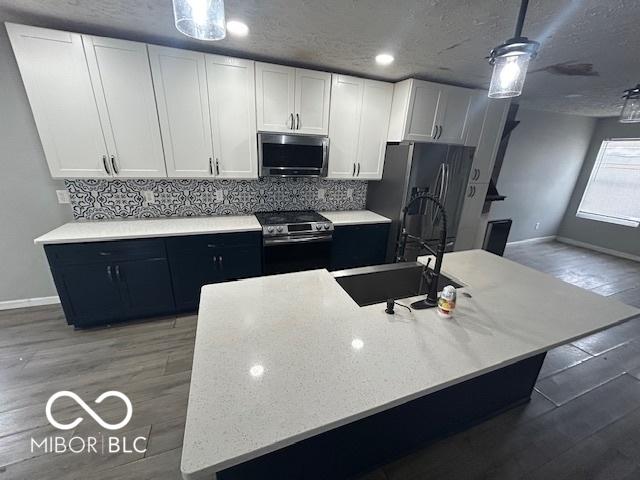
294 68 331 135
6 24 109 178
256 62 331 135
255 63 296 133
469 98 511 184
206 55 258 179
387 79 480 146
356 80 394 180
464 94 488 147
327 75 363 179
388 79 443 143
148 45 213 178
83 35 166 178
437 86 474 145
328 75 393 180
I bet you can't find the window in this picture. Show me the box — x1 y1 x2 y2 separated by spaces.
576 139 640 227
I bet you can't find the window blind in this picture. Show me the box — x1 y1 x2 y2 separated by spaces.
577 139 640 227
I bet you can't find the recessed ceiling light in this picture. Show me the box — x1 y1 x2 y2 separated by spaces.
226 20 249 37
375 53 394 66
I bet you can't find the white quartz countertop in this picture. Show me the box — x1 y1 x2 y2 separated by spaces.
33 215 261 244
320 210 390 225
34 210 390 245
181 250 640 479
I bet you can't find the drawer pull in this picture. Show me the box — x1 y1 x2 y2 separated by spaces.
98 252 111 256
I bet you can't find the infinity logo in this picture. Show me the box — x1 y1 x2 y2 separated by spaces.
45 391 133 431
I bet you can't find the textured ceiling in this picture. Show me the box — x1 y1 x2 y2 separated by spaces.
1 0 638 117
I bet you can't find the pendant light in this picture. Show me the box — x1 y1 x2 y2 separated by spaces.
173 0 226 41
487 0 540 98
620 84 640 123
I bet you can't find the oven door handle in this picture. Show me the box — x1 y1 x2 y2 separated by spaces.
264 235 333 246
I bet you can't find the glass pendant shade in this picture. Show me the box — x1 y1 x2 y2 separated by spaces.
488 53 532 99
173 0 226 41
620 88 640 123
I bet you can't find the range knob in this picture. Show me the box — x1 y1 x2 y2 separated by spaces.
277 226 284 232
315 224 322 230
267 226 274 233
323 224 330 230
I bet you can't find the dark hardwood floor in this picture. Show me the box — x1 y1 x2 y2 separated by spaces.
1 240 639 479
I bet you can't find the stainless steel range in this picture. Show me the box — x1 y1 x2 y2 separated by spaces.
254 210 334 275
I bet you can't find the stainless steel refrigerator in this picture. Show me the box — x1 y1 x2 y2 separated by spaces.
366 142 475 262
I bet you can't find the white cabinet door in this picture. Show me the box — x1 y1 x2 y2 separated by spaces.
206 55 258 179
6 24 109 178
148 45 213 178
464 93 487 147
356 80 393 180
255 62 295 133
470 98 510 184
327 75 363 179
83 35 166 178
405 80 444 142
437 86 473 145
455 182 489 251
295 68 331 135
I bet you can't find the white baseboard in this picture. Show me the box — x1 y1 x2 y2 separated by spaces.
556 236 640 263
0 295 60 311
506 235 557 247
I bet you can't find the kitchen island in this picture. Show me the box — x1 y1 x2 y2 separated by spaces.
181 250 640 479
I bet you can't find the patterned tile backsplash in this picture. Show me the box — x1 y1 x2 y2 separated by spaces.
65 178 368 220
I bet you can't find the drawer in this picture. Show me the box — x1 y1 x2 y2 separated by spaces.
44 238 167 266
166 232 261 255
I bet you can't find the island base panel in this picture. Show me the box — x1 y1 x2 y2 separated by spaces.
217 352 545 480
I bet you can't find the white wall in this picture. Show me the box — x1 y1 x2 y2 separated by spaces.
0 22 73 303
558 118 640 256
489 108 596 242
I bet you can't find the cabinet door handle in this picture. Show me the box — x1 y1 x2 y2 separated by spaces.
468 185 473 197
115 264 121 282
209 157 213 175
213 256 218 268
352 163 356 176
219 255 223 270
207 244 217 248
290 113 294 129
432 125 437 139
357 162 361 176
106 265 113 282
296 113 300 130
110 155 119 175
437 125 443 140
102 155 111 175
215 158 220 175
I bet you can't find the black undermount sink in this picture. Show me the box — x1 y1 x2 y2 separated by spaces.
332 262 463 307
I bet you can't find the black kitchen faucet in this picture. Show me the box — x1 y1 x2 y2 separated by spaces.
394 193 448 310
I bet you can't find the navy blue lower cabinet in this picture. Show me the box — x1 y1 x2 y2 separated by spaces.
45 239 176 328
167 232 262 312
117 258 175 319
52 262 125 327
330 223 390 271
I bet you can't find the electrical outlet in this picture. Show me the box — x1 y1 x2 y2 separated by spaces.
142 190 156 204
535 222 540 230
215 190 224 203
346 188 354 200
56 190 70 204
317 188 326 201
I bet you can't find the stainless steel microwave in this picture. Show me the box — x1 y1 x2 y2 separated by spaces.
258 133 329 177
